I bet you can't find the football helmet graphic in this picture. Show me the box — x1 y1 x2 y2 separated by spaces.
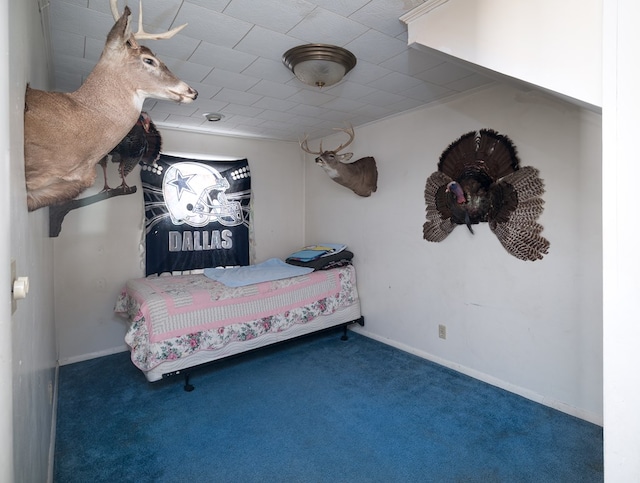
162 162 243 227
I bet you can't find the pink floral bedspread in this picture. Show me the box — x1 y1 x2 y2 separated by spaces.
115 265 358 371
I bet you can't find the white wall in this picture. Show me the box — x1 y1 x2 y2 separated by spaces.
304 84 603 423
602 0 640 478
403 0 602 109
54 129 305 363
6 0 57 481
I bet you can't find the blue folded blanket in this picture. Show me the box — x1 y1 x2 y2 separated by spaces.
204 258 314 287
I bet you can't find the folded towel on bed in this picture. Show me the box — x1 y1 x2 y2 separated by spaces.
204 258 314 287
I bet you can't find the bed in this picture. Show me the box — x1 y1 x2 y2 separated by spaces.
115 264 363 389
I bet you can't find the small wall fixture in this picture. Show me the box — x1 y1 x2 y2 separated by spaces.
204 112 224 122
283 44 357 88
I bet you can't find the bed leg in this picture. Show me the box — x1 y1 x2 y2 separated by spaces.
341 325 349 341
341 317 364 341
184 373 195 392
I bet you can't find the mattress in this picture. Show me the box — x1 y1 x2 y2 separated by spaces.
116 264 361 381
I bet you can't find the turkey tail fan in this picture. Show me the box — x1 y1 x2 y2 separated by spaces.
437 131 477 179
141 120 162 165
423 171 456 242
475 129 520 180
437 129 521 182
489 166 550 261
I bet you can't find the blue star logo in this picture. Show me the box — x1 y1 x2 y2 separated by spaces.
168 170 196 200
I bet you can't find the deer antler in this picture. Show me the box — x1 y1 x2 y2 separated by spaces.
300 124 355 155
110 0 187 40
300 135 323 155
332 124 355 153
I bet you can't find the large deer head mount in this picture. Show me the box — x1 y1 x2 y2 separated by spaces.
300 124 378 197
23 0 197 212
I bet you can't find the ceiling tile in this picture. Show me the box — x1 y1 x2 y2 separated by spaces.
202 68 260 91
348 0 417 37
286 89 336 107
234 26 301 61
221 104 265 117
192 98 230 113
182 0 231 13
358 89 407 107
242 57 296 83
287 8 369 45
175 3 252 48
213 87 263 106
163 58 213 84
345 29 408 65
144 35 202 62
248 79 301 99
320 97 367 112
324 81 379 100
309 0 371 17
367 71 425 94
189 42 257 73
252 96 299 112
223 0 316 33
51 2 110 40
181 0 229 12
342 60 392 85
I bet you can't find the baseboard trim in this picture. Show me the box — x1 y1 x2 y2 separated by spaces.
47 363 59 483
351 327 603 426
58 345 129 366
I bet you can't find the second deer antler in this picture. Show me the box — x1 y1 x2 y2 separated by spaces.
110 0 187 40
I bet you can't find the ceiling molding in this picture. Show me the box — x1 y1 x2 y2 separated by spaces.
400 0 450 25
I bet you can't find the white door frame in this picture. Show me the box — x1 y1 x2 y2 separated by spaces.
0 0 15 478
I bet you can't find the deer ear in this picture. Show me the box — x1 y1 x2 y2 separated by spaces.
105 5 132 50
127 35 140 50
338 152 354 163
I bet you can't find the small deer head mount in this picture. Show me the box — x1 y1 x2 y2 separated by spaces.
300 124 378 197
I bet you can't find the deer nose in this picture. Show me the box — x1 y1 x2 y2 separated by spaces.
189 87 198 100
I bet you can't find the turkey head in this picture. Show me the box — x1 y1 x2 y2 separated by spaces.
423 129 550 261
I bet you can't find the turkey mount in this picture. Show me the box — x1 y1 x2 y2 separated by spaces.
98 112 161 193
423 129 550 261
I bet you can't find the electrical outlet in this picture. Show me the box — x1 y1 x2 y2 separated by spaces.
438 324 447 339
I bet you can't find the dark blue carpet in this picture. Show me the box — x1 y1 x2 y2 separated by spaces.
54 331 603 482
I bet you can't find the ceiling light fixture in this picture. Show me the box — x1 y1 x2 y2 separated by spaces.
282 44 357 88
204 112 224 122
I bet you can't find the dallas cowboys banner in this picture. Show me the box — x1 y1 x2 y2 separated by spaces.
141 154 251 275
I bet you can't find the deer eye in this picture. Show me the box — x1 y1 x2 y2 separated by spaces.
143 57 157 67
